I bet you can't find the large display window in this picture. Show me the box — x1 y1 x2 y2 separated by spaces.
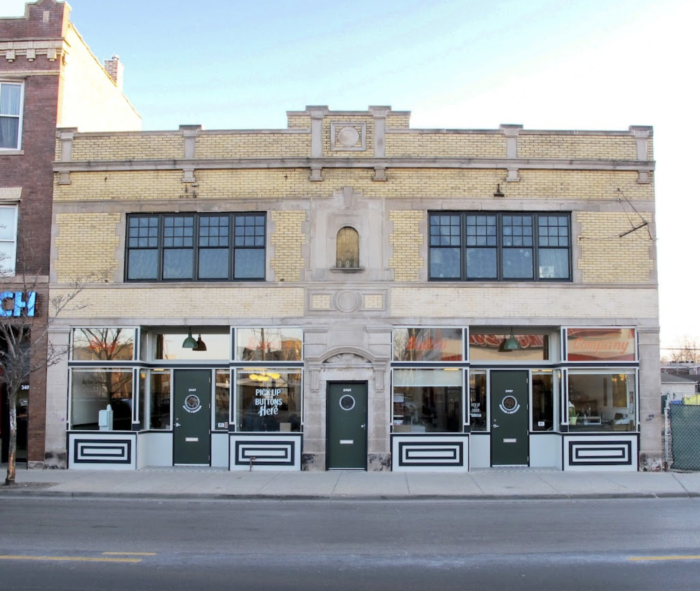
393 369 463 433
70 369 133 430
236 328 303 361
236 369 302 432
567 371 637 431
565 328 637 362
71 328 135 361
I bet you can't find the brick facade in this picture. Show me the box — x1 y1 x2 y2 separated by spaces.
0 0 140 467
49 104 660 472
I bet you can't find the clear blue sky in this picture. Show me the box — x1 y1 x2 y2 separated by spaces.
3 0 696 351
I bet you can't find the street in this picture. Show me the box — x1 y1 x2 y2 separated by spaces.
1 497 699 590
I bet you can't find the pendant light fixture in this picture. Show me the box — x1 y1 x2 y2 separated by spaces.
182 328 197 349
498 328 522 352
194 334 207 352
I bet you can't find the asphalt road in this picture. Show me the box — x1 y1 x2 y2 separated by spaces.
1 497 699 591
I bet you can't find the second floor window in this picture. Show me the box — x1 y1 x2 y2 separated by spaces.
126 213 265 281
0 82 23 150
429 212 571 281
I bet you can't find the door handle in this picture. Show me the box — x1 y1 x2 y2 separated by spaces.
360 424 366 430
492 424 499 428
175 422 181 427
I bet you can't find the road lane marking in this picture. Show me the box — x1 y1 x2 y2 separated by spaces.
628 556 700 561
0 555 141 563
102 552 157 556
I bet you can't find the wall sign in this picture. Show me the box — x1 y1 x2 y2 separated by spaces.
0 292 36 317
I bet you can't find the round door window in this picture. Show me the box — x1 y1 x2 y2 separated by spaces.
184 394 202 413
499 395 520 415
339 395 355 411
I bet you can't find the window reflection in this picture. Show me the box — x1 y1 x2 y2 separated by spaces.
237 370 302 432
469 333 550 361
393 328 463 362
149 370 171 430
72 328 135 361
568 372 636 432
393 369 462 433
236 328 302 361
70 369 133 431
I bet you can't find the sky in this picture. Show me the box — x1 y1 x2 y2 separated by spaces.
2 0 697 352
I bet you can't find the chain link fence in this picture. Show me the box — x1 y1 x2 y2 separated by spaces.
664 394 700 471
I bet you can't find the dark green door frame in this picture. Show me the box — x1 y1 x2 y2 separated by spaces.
173 369 212 466
327 382 368 470
490 370 529 466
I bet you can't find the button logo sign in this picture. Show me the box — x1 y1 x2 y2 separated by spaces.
183 394 202 414
499 395 520 415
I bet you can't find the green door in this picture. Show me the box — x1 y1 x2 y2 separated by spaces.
490 371 529 466
327 382 367 470
174 370 211 465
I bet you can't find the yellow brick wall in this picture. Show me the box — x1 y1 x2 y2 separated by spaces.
195 133 310 159
287 115 311 129
386 133 505 158
323 116 375 157
391 286 658 319
577 212 655 283
49 286 305 319
389 210 424 282
386 114 410 128
54 168 652 202
54 212 120 282
518 135 637 160
70 134 183 161
270 211 306 282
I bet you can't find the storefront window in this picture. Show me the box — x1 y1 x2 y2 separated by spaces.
70 369 133 430
153 331 230 360
215 369 230 430
71 328 135 361
237 369 302 432
565 328 636 362
469 370 487 431
469 333 550 361
236 328 303 361
532 371 554 431
149 370 171 429
393 328 464 362
393 369 463 433
568 371 636 432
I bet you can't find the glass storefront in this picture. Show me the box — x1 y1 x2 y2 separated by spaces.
393 369 463 433
236 369 302 432
567 371 636 431
70 369 133 430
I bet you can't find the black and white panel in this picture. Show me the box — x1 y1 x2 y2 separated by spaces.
564 435 638 471
68 432 137 470
230 434 302 471
392 435 469 472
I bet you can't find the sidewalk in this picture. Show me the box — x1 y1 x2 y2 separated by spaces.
2 465 700 500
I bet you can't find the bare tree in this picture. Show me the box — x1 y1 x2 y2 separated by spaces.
669 335 700 364
1 269 88 485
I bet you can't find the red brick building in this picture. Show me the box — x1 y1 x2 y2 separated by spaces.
0 0 140 467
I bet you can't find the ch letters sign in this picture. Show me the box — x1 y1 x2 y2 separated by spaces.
0 292 37 317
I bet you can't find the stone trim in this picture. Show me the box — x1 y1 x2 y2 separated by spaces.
0 39 64 62
0 187 22 201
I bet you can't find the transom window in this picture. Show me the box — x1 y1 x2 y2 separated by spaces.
126 213 265 281
0 82 23 150
429 212 571 281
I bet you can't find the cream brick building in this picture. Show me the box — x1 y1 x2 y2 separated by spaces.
48 106 660 472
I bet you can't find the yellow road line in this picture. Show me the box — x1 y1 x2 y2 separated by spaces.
0 555 141 563
102 552 157 556
629 556 700 561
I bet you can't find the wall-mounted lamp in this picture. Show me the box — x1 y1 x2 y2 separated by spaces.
498 328 521 352
493 184 505 198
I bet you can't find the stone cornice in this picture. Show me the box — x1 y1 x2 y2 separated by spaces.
53 157 656 174
0 38 65 62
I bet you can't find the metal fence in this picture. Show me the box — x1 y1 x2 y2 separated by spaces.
664 395 700 471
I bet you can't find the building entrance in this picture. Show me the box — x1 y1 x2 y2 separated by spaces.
173 370 211 465
327 382 368 470
490 371 529 466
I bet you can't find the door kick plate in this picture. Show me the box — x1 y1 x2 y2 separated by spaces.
340 440 353 445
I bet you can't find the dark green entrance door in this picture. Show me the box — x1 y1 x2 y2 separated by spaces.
490 371 529 466
327 382 367 470
174 370 211 465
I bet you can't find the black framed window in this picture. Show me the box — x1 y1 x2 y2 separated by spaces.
127 213 265 281
429 212 570 281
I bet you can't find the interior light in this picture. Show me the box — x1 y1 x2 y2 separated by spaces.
498 328 522 353
182 328 197 349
